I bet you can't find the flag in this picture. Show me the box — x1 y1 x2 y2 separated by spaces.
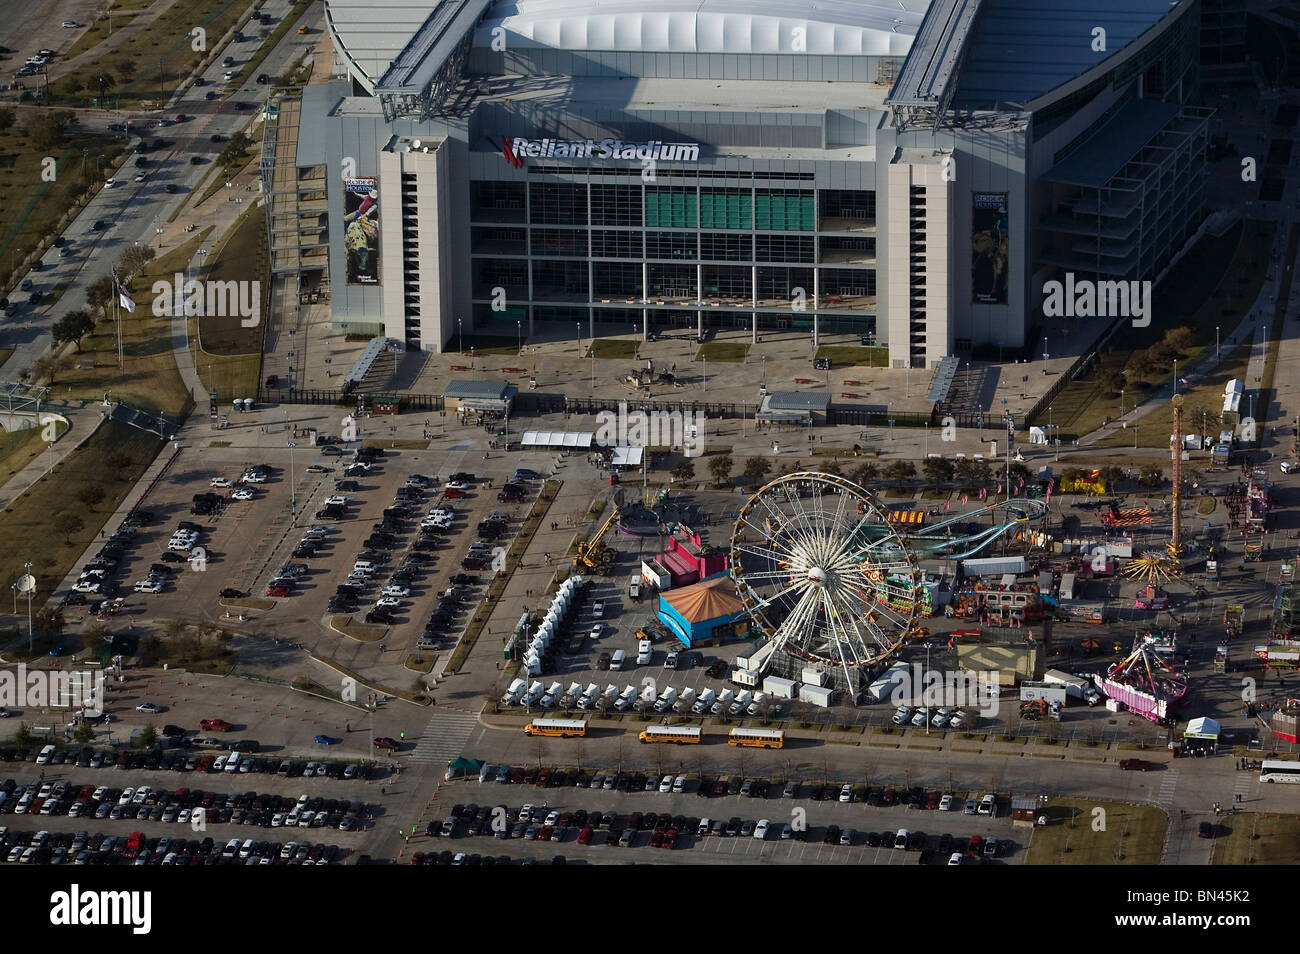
979 487 987 500
117 281 135 313
961 494 968 504
944 499 950 511
996 483 1002 494
1179 378 1189 387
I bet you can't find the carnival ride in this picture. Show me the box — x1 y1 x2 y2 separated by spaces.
727 472 1045 694
1099 631 1189 723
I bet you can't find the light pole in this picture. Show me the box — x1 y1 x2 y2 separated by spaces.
924 641 932 736
576 323 582 357
288 441 297 525
924 421 929 457
1173 358 1178 396
1119 389 1124 419
1134 425 1139 450
23 562 32 653
1216 326 1220 362
457 317 463 354
889 418 895 441
703 355 707 393
1042 336 1048 375
516 320 521 356
761 355 766 390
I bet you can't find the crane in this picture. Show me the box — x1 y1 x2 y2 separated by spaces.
574 507 620 572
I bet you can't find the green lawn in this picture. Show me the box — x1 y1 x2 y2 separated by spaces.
0 419 163 604
0 130 129 290
696 341 751 362
1032 219 1274 439
53 231 211 419
197 204 267 355
51 0 248 109
233 0 315 86
587 339 638 359
0 420 68 492
815 345 889 367
1211 813 1300 864
1025 798 1167 865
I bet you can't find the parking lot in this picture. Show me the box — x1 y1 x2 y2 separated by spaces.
60 440 544 673
407 780 1025 865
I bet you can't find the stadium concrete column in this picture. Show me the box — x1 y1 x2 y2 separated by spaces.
751 264 758 343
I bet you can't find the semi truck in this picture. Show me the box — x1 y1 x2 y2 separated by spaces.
1018 682 1070 706
628 575 641 600
864 661 910 704
1043 669 1101 706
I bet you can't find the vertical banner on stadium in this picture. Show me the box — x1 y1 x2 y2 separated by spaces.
343 177 380 284
971 192 1008 304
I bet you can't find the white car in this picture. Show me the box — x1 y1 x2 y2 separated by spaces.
71 581 101 594
133 580 163 593
241 473 267 483
133 172 147 182
136 702 161 713
374 597 403 609
1282 461 1295 474
592 601 605 618
445 481 472 491
231 488 255 500
62 20 80 27
324 495 351 506
210 477 232 488
381 584 410 598
753 819 770 840
939 794 954 811
589 624 602 639
104 178 116 188
427 508 453 519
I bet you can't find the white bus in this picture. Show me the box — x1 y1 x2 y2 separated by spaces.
1259 760 1300 783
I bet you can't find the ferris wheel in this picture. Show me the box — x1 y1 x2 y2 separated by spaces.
729 473 927 694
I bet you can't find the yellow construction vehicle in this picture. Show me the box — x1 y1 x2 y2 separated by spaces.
575 507 620 572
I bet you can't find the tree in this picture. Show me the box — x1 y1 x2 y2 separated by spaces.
883 460 915 482
26 112 68 151
1100 465 1125 492
851 462 879 485
922 456 954 488
76 485 106 511
53 512 84 543
1098 367 1125 396
821 458 843 477
137 724 157 751
93 72 115 100
742 456 771 486
954 458 981 488
1138 464 1164 489
13 723 31 748
117 59 137 81
138 634 161 666
82 622 110 656
105 451 131 475
52 309 95 352
1007 462 1031 483
707 454 733 487
32 354 61 385
34 605 64 636
116 245 155 281
0 108 13 134
73 721 95 744
671 459 695 483
85 275 115 319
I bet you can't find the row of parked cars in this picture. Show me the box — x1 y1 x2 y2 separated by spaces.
892 704 972 730
0 828 346 866
0 780 373 832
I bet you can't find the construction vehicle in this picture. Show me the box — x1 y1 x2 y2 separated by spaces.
574 507 620 572
1020 699 1047 721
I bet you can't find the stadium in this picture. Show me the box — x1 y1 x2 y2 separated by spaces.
266 0 1211 369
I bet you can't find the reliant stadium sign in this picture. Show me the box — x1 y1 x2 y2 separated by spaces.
501 136 700 166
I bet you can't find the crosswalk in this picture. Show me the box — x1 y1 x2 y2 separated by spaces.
408 709 481 765
1232 772 1252 808
1154 770 1179 808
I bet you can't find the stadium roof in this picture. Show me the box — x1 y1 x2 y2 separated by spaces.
326 0 449 90
1040 99 1180 188
473 0 928 56
952 0 1190 110
660 576 745 624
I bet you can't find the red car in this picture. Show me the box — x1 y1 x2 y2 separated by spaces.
442 488 469 499
577 826 594 845
649 830 664 848
266 586 290 597
663 828 677 849
200 718 233 732
1119 759 1151 771
924 792 940 810
535 769 550 787
538 825 553 842
373 737 399 751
